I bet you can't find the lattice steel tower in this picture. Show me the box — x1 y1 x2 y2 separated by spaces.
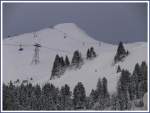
32 43 41 64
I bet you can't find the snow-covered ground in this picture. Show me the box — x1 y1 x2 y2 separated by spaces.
3 23 147 95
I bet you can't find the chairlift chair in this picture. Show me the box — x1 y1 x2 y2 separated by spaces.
18 44 23 51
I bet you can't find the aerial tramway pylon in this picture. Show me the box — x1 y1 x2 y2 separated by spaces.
31 43 41 65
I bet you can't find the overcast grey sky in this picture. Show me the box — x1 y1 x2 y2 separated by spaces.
3 3 147 43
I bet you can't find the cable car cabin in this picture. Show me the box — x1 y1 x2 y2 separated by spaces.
18 44 23 51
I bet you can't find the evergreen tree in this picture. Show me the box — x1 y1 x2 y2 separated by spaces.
131 61 147 99
117 42 126 56
3 82 18 110
117 84 131 110
117 70 131 110
90 47 96 58
60 84 72 110
141 61 147 93
25 83 34 109
34 84 41 110
3 83 8 110
89 89 97 109
96 78 103 97
34 84 41 99
42 83 57 98
59 56 65 74
120 70 130 92
87 47 96 59
73 82 86 109
29 91 37 110
89 89 98 103
18 83 28 109
114 42 128 63
39 94 55 110
111 94 121 110
51 55 66 79
51 54 61 79
102 77 109 98
93 77 110 110
60 57 65 67
65 56 70 67
129 63 140 100
93 78 104 110
41 83 59 110
117 65 121 73
132 63 143 99
126 50 129 55
86 49 91 59
71 50 83 68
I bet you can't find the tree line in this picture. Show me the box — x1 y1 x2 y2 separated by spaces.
113 61 147 110
3 61 147 110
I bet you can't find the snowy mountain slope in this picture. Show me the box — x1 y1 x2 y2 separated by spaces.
3 23 99 82
50 42 147 95
3 23 147 95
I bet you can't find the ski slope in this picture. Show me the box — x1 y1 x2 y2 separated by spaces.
3 23 147 95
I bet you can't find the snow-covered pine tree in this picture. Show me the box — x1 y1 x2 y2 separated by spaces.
59 56 66 75
65 56 70 67
34 84 41 110
25 83 34 109
120 70 130 92
96 78 103 97
41 83 59 110
117 65 121 73
72 50 79 66
90 47 96 58
88 89 97 109
34 84 41 99
60 84 72 110
117 84 131 110
102 77 109 98
51 54 60 79
60 57 65 67
71 50 83 68
19 83 29 109
3 81 18 110
126 50 129 55
87 47 96 59
129 63 141 100
42 83 53 97
141 61 147 93
111 94 122 110
93 77 110 110
132 63 143 99
117 69 131 110
131 61 147 100
90 89 98 104
73 82 86 110
86 49 91 59
114 42 128 63
51 54 62 79
92 78 104 110
3 83 8 110
117 42 126 56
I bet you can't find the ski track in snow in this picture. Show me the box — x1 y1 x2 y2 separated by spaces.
3 23 147 95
